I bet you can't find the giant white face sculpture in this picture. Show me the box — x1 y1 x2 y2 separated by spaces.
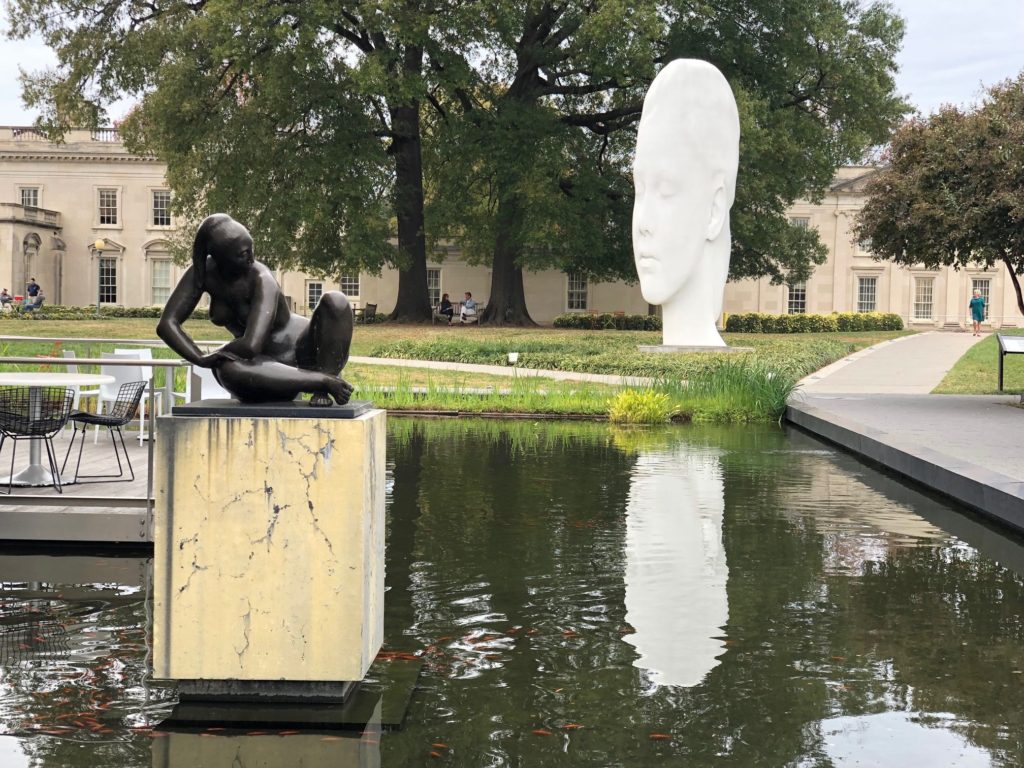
633 59 740 347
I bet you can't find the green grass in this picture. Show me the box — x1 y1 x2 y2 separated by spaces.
361 326 911 381
0 320 909 423
933 329 1024 394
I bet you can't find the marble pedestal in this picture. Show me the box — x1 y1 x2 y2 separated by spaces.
153 405 385 701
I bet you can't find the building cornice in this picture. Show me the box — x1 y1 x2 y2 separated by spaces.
0 150 161 164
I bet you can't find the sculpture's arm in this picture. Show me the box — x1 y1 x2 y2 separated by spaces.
156 266 210 366
219 270 278 360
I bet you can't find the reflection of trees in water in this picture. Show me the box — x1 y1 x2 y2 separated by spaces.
383 420 1024 765
384 419 638 765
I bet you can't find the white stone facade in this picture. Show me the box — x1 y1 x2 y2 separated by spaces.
1 129 1018 328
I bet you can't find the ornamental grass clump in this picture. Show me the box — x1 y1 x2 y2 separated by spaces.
676 358 798 422
607 389 678 424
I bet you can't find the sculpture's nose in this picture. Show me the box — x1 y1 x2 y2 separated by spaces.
634 204 653 237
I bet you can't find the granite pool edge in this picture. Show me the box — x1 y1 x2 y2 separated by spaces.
785 402 1024 534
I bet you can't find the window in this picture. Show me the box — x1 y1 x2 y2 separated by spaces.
99 257 117 303
971 278 991 320
306 281 323 310
787 281 807 314
19 187 38 208
151 259 172 304
152 190 171 226
790 217 810 229
913 277 934 320
857 276 877 313
98 188 118 225
340 275 360 297
567 272 588 310
427 268 441 307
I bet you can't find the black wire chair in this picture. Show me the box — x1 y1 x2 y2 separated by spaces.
0 387 75 495
61 381 146 484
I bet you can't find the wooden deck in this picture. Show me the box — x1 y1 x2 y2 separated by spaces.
0 429 151 547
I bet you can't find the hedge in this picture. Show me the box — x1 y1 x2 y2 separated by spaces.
553 312 662 331
0 305 210 320
725 311 903 333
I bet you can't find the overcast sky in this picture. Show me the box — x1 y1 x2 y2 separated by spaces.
0 1 1021 124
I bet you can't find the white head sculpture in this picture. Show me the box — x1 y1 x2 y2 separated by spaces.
633 59 740 347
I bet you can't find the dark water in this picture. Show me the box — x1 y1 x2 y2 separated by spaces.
0 419 1022 767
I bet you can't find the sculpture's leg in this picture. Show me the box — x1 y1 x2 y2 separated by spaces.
214 358 354 405
296 291 353 376
295 291 353 406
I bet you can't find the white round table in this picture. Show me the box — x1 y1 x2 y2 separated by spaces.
0 372 116 487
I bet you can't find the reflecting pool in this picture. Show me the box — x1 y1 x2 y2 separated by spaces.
0 419 1022 767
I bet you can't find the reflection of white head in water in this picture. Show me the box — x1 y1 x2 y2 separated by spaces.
622 442 728 687
632 59 740 347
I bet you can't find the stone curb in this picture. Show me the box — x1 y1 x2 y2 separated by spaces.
786 400 1024 534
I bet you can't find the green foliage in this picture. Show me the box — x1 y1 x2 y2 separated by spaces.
725 312 902 333
0 305 208 321
429 0 908 309
675 359 798 422
368 332 850 382
607 389 677 424
856 72 1024 315
552 313 661 331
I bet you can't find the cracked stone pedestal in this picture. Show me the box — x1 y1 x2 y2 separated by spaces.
152 402 385 705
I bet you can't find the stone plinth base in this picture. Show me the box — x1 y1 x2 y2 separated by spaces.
153 408 386 689
638 344 753 354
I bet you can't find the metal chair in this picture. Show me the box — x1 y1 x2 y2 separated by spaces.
0 387 75 495
113 348 163 445
62 381 146 484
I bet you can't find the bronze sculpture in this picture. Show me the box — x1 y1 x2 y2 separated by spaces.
157 214 354 406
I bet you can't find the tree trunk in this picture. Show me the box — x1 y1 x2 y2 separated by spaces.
1003 257 1024 317
387 47 431 323
480 194 536 326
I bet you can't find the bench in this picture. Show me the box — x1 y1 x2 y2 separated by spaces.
997 334 1024 391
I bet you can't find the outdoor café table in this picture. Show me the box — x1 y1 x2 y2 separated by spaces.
0 372 115 486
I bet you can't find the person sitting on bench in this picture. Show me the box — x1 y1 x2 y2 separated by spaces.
23 289 45 312
438 293 454 324
460 292 478 323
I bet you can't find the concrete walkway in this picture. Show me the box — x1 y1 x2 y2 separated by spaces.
787 331 1024 533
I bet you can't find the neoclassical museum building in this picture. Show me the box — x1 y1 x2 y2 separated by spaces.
0 126 1018 329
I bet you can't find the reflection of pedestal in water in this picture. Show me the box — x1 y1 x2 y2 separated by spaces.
623 444 728 687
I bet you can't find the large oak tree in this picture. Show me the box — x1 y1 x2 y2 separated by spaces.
856 73 1024 316
8 0 466 321
428 0 908 324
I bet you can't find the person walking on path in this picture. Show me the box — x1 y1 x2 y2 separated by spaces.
969 289 986 336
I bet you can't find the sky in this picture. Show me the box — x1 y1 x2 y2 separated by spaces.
0 1 1021 124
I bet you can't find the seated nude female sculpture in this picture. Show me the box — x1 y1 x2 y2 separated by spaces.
157 214 354 406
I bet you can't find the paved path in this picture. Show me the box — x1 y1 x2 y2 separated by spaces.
787 330 1024 532
798 331 985 394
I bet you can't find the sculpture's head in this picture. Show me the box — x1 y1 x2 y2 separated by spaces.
192 213 255 287
632 60 739 307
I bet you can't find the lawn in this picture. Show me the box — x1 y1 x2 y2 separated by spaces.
933 328 1024 394
0 319 914 422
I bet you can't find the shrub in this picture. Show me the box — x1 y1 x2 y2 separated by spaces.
607 389 677 423
0 305 211 321
552 312 662 331
725 311 902 333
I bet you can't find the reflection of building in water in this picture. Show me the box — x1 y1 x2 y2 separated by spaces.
775 441 949 576
623 444 728 687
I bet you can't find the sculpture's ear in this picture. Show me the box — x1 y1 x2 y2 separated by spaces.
192 218 210 289
705 178 728 242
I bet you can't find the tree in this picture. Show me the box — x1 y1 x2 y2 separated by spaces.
429 0 907 324
7 0 459 321
855 73 1024 316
